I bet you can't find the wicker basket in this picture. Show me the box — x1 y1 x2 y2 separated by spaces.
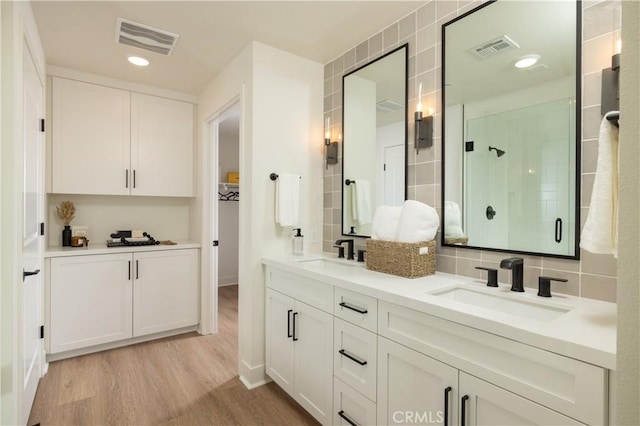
366 239 436 278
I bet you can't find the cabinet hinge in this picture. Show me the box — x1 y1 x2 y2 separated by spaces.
40 118 45 133
40 325 44 339
40 222 45 236
213 240 219 247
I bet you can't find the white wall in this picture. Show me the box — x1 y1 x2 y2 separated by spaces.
0 1 46 423
198 41 324 388
47 194 191 246
617 0 640 421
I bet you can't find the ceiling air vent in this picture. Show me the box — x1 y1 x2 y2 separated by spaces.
116 18 179 56
376 99 403 112
470 35 519 60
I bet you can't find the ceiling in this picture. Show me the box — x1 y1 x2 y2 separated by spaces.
31 1 422 95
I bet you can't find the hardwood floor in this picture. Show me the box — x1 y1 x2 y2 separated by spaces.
28 285 318 425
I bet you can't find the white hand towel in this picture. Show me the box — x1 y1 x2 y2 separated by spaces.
371 205 402 240
395 200 440 243
275 173 300 227
580 115 619 257
351 180 373 225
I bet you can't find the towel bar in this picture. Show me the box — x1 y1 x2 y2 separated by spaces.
605 111 619 128
345 179 355 186
269 173 302 181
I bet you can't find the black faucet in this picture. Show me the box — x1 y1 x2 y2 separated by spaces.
500 257 524 292
334 239 355 260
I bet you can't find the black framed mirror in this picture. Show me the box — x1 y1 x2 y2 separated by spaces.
341 44 408 237
442 1 581 259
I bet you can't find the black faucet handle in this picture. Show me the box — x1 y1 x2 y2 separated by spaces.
357 249 366 263
333 245 345 258
475 266 498 287
537 276 568 298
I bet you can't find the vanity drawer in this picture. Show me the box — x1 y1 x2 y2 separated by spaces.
334 318 377 402
333 377 376 426
378 300 607 426
335 287 377 332
265 266 333 314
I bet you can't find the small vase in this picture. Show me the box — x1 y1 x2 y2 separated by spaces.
62 225 72 247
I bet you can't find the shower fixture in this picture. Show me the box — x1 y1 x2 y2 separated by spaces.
488 146 506 157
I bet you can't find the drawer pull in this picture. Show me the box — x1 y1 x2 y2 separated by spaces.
461 395 469 426
287 309 293 338
292 312 299 341
339 301 367 315
338 410 358 426
444 386 452 426
338 349 367 366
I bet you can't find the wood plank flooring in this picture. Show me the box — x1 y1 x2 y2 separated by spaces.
28 285 318 425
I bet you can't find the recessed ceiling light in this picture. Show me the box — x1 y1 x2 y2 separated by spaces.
515 54 540 69
127 56 149 67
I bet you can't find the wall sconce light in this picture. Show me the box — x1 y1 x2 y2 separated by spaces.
415 82 433 155
325 117 338 169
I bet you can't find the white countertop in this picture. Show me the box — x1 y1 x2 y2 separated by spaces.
262 253 617 370
45 241 201 258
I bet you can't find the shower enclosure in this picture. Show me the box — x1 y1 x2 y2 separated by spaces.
464 98 576 255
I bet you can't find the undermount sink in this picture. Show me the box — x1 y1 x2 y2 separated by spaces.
431 286 571 322
298 258 362 267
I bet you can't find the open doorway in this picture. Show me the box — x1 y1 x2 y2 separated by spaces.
214 106 240 340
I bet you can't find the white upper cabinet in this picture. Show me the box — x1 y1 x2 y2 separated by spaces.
52 78 131 195
51 77 195 197
130 93 194 196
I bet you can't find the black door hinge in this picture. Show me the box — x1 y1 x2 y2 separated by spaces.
40 222 45 236
40 118 45 132
213 240 219 247
40 325 44 339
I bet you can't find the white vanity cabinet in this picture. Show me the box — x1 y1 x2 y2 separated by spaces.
265 272 334 425
49 247 199 356
262 261 612 426
377 336 459 426
51 77 194 197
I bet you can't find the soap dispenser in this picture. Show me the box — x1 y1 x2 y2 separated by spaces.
292 228 304 256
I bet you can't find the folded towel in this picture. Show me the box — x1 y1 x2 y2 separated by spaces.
275 173 300 227
580 115 619 257
371 206 402 240
395 200 440 243
351 180 373 225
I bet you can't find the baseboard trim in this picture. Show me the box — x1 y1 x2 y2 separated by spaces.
47 326 198 362
238 359 266 389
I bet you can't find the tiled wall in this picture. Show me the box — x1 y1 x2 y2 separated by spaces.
323 0 620 302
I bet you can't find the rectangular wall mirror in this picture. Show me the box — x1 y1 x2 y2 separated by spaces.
342 44 408 237
442 1 581 258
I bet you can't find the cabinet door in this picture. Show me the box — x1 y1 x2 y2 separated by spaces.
265 288 295 395
50 253 133 353
130 93 194 197
378 336 458 426
132 249 199 337
294 300 334 425
52 77 131 195
459 373 584 426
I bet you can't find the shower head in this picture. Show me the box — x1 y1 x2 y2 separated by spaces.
488 146 506 157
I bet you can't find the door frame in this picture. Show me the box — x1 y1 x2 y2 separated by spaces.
201 97 241 335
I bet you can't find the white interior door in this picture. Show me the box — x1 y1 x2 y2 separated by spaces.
383 144 405 205
22 45 44 421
